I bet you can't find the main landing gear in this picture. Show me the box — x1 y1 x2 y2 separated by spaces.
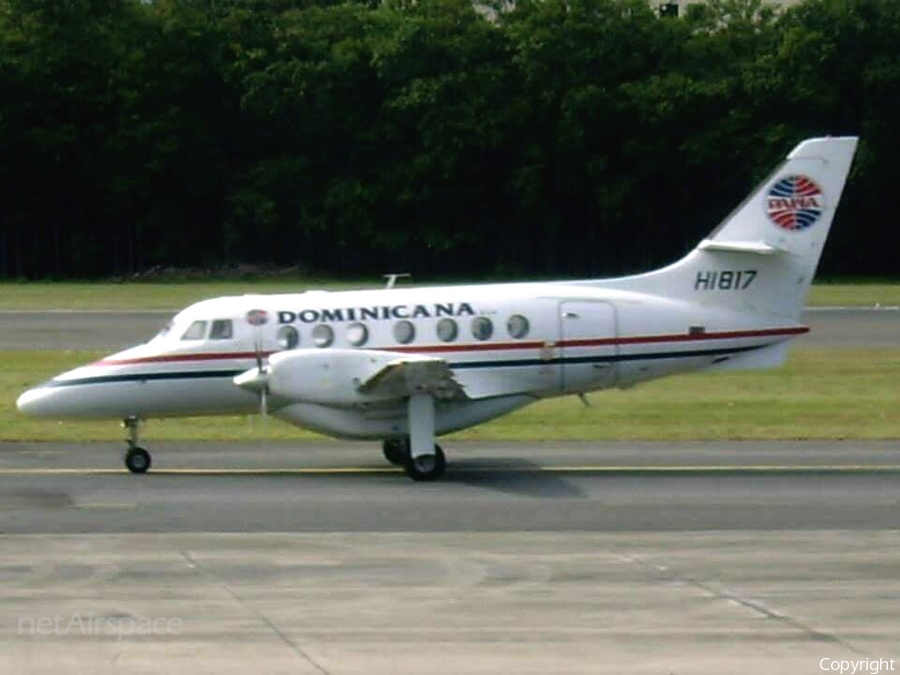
382 393 446 482
405 392 444 482
405 444 445 482
382 438 408 466
382 438 446 481
122 417 151 474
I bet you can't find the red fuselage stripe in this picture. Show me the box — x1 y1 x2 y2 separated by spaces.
95 326 808 366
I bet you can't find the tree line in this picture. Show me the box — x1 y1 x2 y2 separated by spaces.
1 0 897 280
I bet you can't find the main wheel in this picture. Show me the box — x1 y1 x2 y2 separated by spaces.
403 444 446 482
382 438 409 466
125 446 151 474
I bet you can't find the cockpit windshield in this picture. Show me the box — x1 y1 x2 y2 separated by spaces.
151 314 235 344
181 320 208 340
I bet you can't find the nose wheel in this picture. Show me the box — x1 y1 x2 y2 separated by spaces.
122 417 152 474
125 446 151 474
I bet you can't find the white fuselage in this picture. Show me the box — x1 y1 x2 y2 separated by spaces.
16 281 806 439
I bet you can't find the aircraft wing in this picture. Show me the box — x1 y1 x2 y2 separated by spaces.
357 355 467 401
237 348 469 407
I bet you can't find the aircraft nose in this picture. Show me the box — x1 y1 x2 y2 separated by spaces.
16 386 57 417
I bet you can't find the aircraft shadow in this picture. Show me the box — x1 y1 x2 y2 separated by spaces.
442 458 587 499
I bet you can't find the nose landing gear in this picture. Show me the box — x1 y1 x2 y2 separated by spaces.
122 417 152 474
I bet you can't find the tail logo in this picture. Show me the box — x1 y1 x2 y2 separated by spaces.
766 175 824 231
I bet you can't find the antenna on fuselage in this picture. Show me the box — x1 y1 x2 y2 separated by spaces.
383 273 411 289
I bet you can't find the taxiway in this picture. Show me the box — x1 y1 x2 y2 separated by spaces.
1 440 900 533
1 442 899 674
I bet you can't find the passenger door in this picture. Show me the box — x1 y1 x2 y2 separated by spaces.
559 301 617 393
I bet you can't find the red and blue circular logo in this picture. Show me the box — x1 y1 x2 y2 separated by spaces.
246 309 269 326
766 175 824 231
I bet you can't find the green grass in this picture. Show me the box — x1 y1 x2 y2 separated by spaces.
0 280 378 310
0 280 898 310
807 283 900 307
4 348 899 442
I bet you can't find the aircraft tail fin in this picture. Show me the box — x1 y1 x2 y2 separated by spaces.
594 136 858 320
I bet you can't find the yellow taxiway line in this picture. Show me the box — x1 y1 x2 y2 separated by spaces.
1 464 900 476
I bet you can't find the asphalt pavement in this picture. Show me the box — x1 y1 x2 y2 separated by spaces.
1 440 899 533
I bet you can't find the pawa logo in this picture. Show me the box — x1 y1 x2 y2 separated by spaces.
246 309 269 326
766 175 824 231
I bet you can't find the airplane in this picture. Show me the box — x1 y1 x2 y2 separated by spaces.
17 136 858 481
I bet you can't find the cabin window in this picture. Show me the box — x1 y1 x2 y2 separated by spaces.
507 314 530 339
181 320 207 340
277 325 300 350
347 322 368 347
210 319 233 340
394 320 415 344
312 324 334 348
436 318 458 343
471 316 493 341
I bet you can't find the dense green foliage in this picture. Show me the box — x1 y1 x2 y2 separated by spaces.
1 0 897 279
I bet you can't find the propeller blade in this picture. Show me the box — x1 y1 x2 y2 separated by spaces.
254 326 263 370
243 310 272 418
254 324 270 416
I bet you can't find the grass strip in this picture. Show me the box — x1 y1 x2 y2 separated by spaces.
2 349 898 442
0 281 898 310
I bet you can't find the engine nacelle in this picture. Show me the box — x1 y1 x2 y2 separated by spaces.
264 349 429 406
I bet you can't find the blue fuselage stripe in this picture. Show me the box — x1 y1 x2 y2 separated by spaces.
450 345 758 369
45 344 762 388
48 370 246 387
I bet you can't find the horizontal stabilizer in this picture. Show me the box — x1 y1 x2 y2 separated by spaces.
706 342 790 372
698 239 787 255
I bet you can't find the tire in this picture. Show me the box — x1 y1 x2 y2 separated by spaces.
382 438 409 466
403 444 446 482
125 447 151 474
